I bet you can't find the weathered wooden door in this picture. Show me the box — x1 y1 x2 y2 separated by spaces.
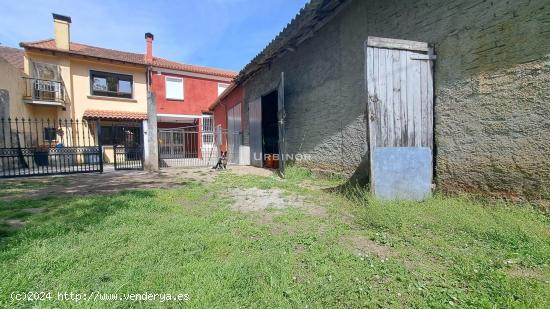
366 37 435 199
249 98 262 167
277 72 286 176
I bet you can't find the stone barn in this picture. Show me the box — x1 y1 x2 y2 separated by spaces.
212 0 549 199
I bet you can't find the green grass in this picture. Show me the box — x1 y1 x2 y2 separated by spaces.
0 167 548 308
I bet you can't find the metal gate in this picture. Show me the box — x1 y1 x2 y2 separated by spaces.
0 117 103 178
112 122 144 170
227 104 241 164
158 125 240 168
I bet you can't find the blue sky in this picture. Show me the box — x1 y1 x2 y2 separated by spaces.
0 0 310 72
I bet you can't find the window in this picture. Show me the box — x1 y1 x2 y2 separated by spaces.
90 70 133 99
165 77 184 100
100 126 140 146
217 83 229 96
43 128 57 141
202 115 214 145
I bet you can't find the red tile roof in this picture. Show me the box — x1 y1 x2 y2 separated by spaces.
83 109 148 120
152 57 236 78
21 39 146 65
0 46 24 71
20 39 237 79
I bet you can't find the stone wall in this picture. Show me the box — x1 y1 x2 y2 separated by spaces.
362 0 549 198
242 0 550 198
242 0 369 181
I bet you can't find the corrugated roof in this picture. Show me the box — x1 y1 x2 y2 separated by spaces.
83 109 148 120
20 39 237 79
235 0 348 83
0 46 24 72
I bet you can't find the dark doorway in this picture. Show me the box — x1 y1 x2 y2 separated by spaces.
261 90 279 167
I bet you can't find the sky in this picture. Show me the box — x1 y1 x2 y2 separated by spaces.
0 0 310 72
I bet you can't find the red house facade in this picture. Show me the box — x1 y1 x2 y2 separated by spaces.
145 34 237 164
209 83 245 164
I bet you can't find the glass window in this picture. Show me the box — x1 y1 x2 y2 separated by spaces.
118 80 132 93
202 115 214 144
90 71 133 98
165 77 184 100
100 126 140 146
92 77 108 91
43 128 57 141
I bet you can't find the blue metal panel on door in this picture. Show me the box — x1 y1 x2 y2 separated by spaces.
372 147 432 200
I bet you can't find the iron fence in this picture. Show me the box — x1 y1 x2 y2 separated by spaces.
158 126 241 168
0 117 102 178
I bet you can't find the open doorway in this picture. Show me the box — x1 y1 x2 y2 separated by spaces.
261 90 279 168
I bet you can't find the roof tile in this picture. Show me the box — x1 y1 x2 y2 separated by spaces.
0 46 24 71
20 39 237 78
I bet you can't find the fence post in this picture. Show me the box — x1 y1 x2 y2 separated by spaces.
144 91 159 171
96 119 103 173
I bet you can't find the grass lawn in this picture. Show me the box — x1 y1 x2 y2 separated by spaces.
0 167 548 308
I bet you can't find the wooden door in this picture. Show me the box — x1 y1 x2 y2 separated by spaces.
366 37 434 149
366 37 435 198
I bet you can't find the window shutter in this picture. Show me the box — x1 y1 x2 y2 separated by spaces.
166 77 184 100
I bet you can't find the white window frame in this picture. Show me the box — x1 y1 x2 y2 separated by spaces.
202 114 214 145
165 76 184 100
217 83 229 96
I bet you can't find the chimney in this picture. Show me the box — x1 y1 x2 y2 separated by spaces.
52 13 71 50
145 33 154 63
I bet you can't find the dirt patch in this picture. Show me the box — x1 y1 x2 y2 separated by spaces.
1 166 281 202
21 208 46 214
341 234 396 259
229 187 330 219
228 166 276 178
507 266 548 282
0 166 222 201
299 180 338 191
4 219 26 230
230 188 292 212
340 212 357 227
303 205 329 218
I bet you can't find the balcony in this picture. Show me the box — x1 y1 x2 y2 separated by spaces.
22 77 66 106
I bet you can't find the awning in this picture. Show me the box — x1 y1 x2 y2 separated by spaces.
83 109 148 120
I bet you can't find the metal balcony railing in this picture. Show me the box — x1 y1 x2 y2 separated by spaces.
22 77 66 104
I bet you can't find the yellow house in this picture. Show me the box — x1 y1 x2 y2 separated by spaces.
0 47 26 120
19 14 149 119
13 14 151 162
